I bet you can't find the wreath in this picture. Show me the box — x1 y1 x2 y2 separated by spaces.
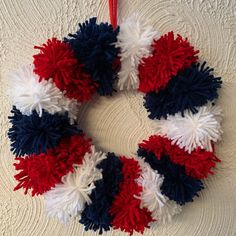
7 0 223 235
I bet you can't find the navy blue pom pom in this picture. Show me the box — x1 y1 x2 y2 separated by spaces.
96 153 123 199
144 62 222 119
8 107 80 156
80 153 123 234
64 17 119 96
137 148 204 205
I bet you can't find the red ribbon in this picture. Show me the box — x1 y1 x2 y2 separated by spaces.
109 0 118 28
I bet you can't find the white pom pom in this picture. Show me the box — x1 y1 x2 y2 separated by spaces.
136 159 181 224
152 103 223 153
151 200 182 226
44 147 106 224
8 64 80 123
58 98 80 124
136 159 166 211
116 14 159 90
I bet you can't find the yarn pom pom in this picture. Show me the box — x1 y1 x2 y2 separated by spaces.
64 17 119 95
14 134 92 196
144 62 222 119
137 149 203 205
33 38 96 102
152 103 223 153
79 153 123 234
55 134 92 167
63 66 97 103
136 160 182 226
44 146 106 224
138 135 220 179
136 159 167 220
14 153 68 196
33 38 78 88
110 157 153 235
8 107 80 156
8 64 63 116
138 31 199 93
116 14 159 90
7 64 80 122
151 200 182 226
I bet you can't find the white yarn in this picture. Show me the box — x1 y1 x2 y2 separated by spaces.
152 103 223 153
136 159 181 225
136 159 166 212
151 200 182 226
44 146 106 224
59 98 80 124
115 14 159 90
8 64 79 123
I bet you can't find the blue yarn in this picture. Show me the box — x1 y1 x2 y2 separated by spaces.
144 62 222 119
79 153 123 234
64 17 119 96
137 148 204 205
8 107 80 156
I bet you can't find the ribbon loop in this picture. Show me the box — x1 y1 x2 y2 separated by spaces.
109 0 117 28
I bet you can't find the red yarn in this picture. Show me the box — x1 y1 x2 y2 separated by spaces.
33 38 78 87
171 147 220 179
62 64 97 102
139 135 172 160
110 157 153 235
112 56 121 72
139 135 220 179
55 134 92 167
138 31 199 93
14 152 70 196
14 134 92 196
33 38 97 102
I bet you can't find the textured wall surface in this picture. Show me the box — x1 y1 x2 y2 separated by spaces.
0 0 236 235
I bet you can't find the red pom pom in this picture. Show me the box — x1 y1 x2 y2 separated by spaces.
110 157 153 235
56 134 92 167
33 38 78 87
14 152 69 196
138 31 199 93
13 134 92 196
139 135 171 160
63 64 97 102
139 135 220 179
33 38 97 102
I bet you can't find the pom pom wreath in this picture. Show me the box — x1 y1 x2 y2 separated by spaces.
136 159 168 221
115 14 159 90
8 107 80 156
144 62 222 119
6 15 224 234
8 64 80 122
137 149 204 205
79 153 123 234
110 157 153 235
152 103 223 153
138 135 220 179
33 38 96 102
64 17 119 95
138 31 199 93
44 146 106 224
14 134 92 196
